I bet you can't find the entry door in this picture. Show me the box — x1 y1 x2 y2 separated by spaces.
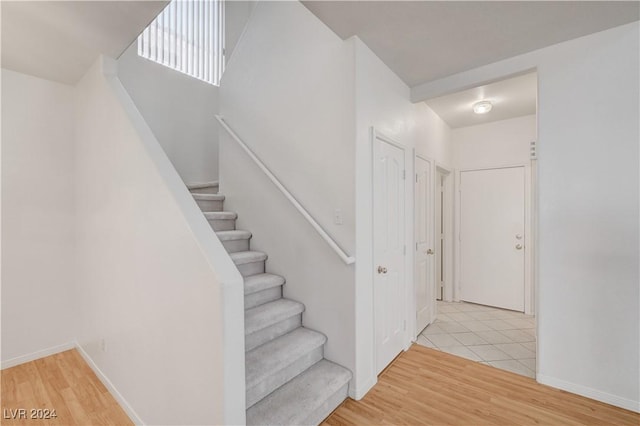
373 135 406 374
460 167 525 312
415 156 434 333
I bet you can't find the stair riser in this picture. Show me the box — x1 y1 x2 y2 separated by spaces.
195 199 224 212
245 360 352 426
190 186 219 194
245 287 282 310
222 238 251 254
237 260 265 277
246 315 301 352
303 382 349 426
247 346 324 409
207 218 236 232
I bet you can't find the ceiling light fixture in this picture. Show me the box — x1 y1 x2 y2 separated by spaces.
473 100 493 114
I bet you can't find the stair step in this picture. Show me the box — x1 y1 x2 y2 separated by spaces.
203 211 237 220
246 328 326 408
244 273 285 309
244 273 285 296
204 211 237 231
231 250 267 277
246 359 352 426
188 181 219 194
245 299 304 352
244 273 284 309
193 193 225 212
217 230 252 253
193 193 225 200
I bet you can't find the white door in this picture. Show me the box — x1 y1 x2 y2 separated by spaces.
435 172 444 301
415 156 434 333
373 136 406 374
460 167 525 312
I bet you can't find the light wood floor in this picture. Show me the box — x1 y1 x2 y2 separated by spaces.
1 349 132 426
3 346 638 426
324 344 640 426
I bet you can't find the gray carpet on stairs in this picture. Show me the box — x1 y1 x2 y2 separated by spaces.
189 185 352 425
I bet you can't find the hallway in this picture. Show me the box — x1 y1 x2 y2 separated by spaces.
418 301 536 378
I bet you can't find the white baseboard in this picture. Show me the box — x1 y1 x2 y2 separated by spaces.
2 341 144 424
75 344 144 425
1 342 76 369
537 373 640 413
350 375 377 400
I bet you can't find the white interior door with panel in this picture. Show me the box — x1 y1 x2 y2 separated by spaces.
373 133 406 374
460 166 526 312
414 156 434 333
435 171 444 301
436 166 453 302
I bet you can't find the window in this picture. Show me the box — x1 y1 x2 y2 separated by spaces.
138 0 225 86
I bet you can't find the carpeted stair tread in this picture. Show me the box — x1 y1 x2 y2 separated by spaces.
231 250 267 265
203 211 237 220
192 193 225 201
245 299 304 336
187 182 219 194
244 273 285 296
245 328 327 407
246 328 326 389
216 230 252 241
246 359 352 426
187 181 219 190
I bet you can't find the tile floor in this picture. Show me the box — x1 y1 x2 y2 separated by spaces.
417 300 536 378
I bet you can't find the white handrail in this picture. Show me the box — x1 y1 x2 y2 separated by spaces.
215 115 355 265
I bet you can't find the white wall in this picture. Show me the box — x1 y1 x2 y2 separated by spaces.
413 22 639 412
354 38 452 397
1 69 76 365
453 114 536 169
219 0 357 385
536 23 638 412
225 1 256 61
74 57 245 424
220 3 453 398
415 102 453 167
117 43 219 184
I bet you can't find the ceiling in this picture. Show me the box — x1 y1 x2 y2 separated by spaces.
426 72 537 129
302 1 640 88
1 1 168 84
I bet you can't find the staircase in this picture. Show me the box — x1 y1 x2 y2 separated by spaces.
188 182 352 425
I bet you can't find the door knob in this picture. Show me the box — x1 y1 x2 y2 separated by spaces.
426 249 434 255
377 266 388 274
515 244 523 250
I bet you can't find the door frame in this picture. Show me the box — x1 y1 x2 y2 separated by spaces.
454 162 534 314
435 164 454 303
413 153 435 336
371 129 412 373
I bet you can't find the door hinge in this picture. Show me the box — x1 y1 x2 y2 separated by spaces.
402 170 406 180
416 173 418 183
403 245 407 255
415 242 418 251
